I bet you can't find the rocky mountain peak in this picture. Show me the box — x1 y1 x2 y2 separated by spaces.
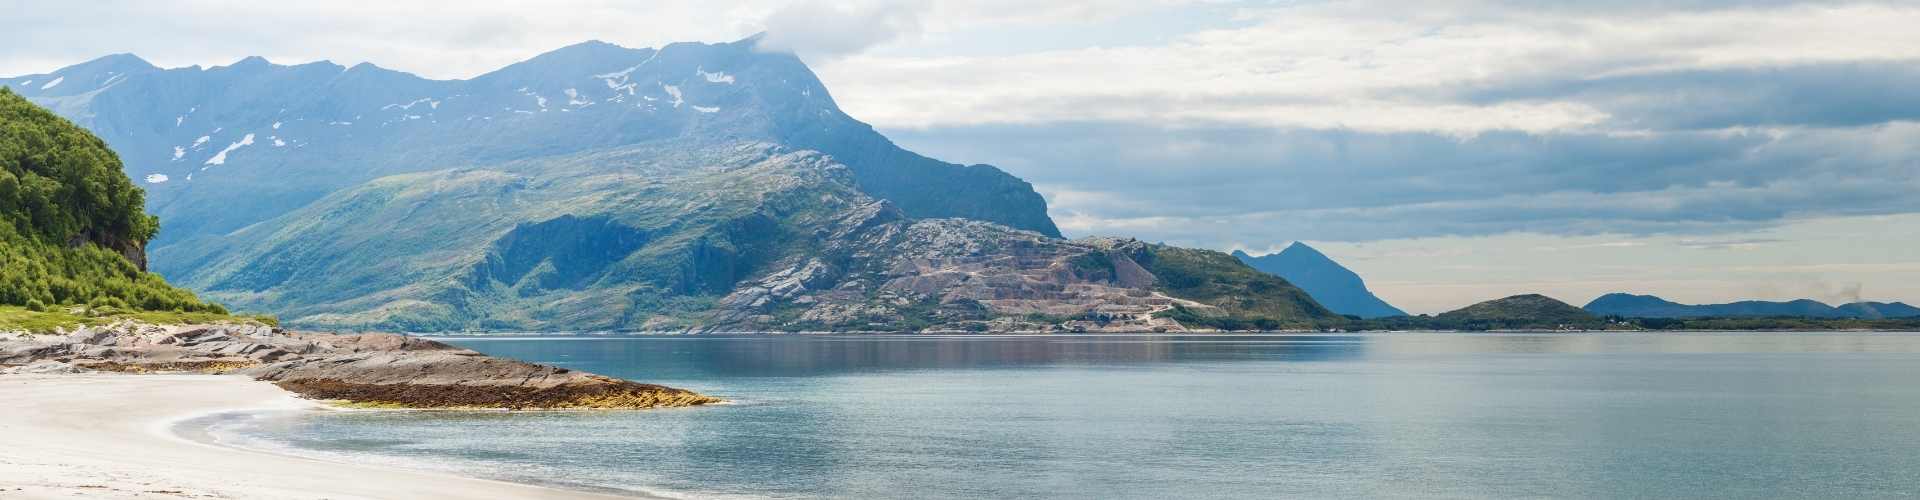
1236 241 1406 318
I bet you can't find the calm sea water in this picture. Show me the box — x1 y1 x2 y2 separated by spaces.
201 333 1920 499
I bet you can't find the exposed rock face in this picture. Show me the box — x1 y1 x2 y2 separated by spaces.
0 322 719 409
709 218 1241 333
67 228 150 272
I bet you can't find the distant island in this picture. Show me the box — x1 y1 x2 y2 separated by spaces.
1586 293 1920 320
1351 294 1920 332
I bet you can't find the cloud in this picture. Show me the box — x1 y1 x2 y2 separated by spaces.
890 120 1920 245
0 1 781 79
816 2 1920 133
1676 238 1785 250
756 1 926 60
1461 63 1920 130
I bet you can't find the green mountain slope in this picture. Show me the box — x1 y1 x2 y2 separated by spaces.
1141 244 1336 330
1434 294 1598 330
0 88 222 314
173 140 1336 332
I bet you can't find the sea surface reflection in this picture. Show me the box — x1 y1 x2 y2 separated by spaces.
208 333 1920 499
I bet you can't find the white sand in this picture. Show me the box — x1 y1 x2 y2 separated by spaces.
0 374 642 499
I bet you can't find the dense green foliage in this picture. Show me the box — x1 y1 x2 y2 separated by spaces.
0 89 225 314
1140 244 1338 329
0 89 157 244
0 229 223 312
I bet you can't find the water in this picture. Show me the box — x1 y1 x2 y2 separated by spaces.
202 333 1920 499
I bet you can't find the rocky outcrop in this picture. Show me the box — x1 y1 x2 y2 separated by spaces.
709 218 1228 333
0 322 719 409
67 228 150 272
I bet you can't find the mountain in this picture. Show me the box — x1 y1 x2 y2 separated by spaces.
1435 294 1598 330
1 37 1059 273
6 40 1337 332
0 88 221 313
1233 243 1405 318
1585 293 1920 319
1835 302 1920 319
160 141 1336 331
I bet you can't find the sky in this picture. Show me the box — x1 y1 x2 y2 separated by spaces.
3 0 1918 313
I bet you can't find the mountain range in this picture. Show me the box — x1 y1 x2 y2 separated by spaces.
5 37 1338 332
1233 243 1406 318
1584 293 1920 319
1 37 1056 253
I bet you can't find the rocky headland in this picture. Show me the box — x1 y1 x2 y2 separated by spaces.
0 321 719 409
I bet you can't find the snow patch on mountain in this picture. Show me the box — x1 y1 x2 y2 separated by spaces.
697 67 735 84
144 174 169 184
593 51 659 95
40 77 63 90
205 133 255 165
171 146 185 161
694 106 720 113
661 84 683 108
597 67 642 94
382 98 437 111
564 88 591 106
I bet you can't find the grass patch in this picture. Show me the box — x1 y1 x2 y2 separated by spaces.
0 305 275 335
1136 244 1336 330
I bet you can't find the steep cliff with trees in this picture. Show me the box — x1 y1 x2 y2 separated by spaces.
0 88 224 316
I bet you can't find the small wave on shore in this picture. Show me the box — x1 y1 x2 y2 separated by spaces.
178 407 752 500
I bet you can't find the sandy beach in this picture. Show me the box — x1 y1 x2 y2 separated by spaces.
0 373 642 499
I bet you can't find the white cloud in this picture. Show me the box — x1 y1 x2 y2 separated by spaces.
816 2 1920 134
756 1 926 60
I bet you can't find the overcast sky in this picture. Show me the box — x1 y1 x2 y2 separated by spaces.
5 0 1919 312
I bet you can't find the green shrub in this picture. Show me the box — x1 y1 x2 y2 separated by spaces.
0 88 228 315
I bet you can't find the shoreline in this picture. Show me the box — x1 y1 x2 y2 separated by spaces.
415 328 1920 337
0 373 652 499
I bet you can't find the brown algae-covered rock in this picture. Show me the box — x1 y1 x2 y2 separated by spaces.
272 377 722 410
0 321 722 410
